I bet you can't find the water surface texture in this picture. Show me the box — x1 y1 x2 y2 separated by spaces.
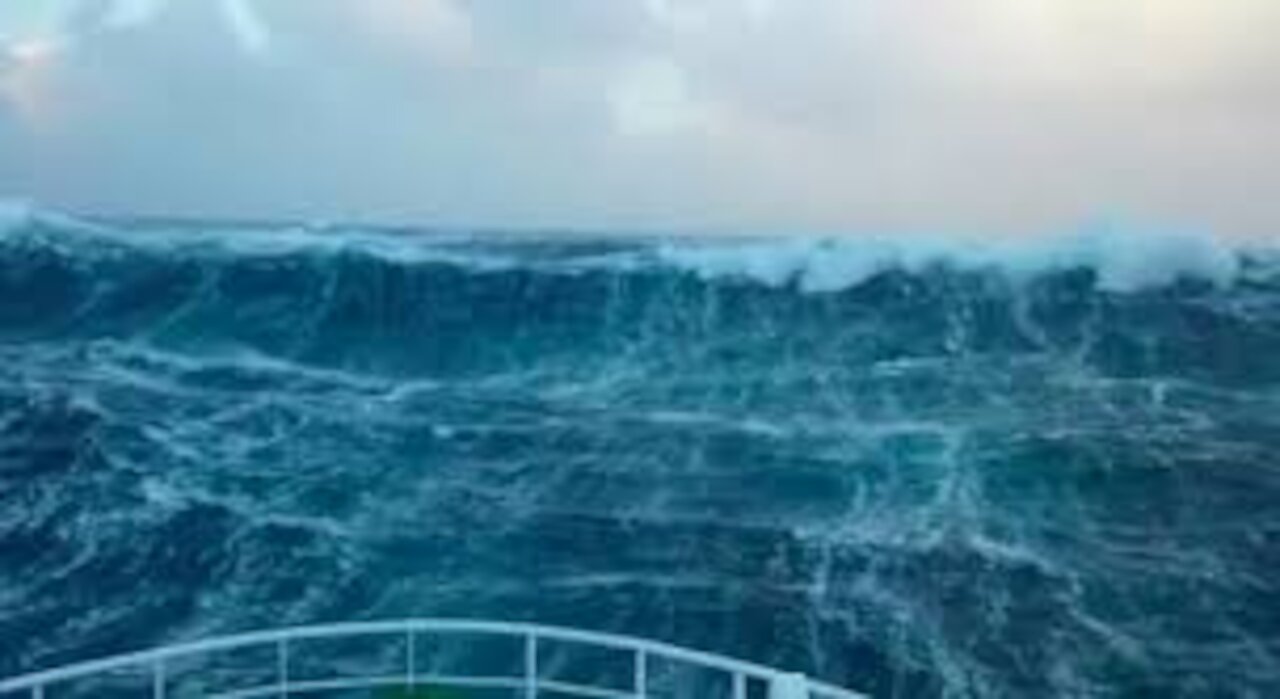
2 213 1279 697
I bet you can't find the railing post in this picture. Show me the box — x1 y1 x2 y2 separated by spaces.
770 673 809 699
733 672 746 699
524 632 539 699
634 650 647 699
153 659 166 699
31 687 43 699
277 638 290 697
406 629 417 687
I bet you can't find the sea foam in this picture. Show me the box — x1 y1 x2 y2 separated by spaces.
656 226 1247 293
0 201 1266 292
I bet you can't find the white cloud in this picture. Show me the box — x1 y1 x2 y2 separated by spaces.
103 0 167 29
337 0 474 65
0 2 74 45
0 0 1276 236
609 58 706 136
220 0 270 56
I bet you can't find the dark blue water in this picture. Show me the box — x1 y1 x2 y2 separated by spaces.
1 211 1279 697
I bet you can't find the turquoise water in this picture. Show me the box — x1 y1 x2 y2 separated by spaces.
1 212 1278 697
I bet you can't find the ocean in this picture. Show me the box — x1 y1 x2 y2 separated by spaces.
1 208 1278 697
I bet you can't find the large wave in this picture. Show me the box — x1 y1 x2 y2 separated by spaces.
2 208 1279 697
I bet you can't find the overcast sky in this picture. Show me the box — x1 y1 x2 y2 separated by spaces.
1 0 1277 236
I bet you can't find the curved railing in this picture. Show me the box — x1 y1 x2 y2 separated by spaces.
0 619 868 699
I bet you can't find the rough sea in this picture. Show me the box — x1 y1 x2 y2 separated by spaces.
1 207 1278 697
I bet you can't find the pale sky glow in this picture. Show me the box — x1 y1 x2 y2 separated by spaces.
0 0 1277 236
220 0 271 56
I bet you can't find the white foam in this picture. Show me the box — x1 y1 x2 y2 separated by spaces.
658 237 954 293
1 201 1267 292
1065 229 1241 292
656 225 1253 293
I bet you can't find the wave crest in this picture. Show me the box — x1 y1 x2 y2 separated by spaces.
2 204 1268 294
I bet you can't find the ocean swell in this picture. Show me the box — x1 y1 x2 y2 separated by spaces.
1 210 1278 697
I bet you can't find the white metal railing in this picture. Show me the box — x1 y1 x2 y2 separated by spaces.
0 619 868 699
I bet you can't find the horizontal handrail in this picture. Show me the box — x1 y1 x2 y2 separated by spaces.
207 674 528 699
0 618 868 699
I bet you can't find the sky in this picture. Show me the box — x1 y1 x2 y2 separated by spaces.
0 0 1277 236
